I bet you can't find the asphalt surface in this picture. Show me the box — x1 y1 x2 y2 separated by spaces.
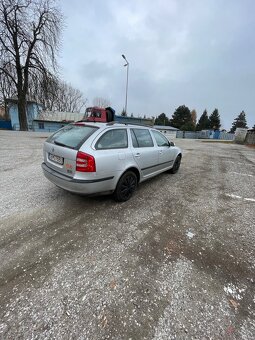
0 130 254 340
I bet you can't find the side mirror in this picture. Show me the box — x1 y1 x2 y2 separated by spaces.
170 141 175 146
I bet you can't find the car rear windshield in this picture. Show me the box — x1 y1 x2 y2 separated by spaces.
46 124 98 150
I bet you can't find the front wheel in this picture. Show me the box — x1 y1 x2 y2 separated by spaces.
170 155 181 174
114 171 137 202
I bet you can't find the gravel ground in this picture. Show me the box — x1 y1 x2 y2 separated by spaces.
0 130 254 340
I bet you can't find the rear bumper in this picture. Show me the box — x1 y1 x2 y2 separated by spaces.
42 162 115 194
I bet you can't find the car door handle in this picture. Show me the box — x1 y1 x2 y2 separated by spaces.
159 150 163 154
134 153 140 157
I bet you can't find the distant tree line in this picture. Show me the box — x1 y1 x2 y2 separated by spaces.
92 97 111 108
155 106 221 131
155 106 253 132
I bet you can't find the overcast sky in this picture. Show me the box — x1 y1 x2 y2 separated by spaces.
60 0 255 129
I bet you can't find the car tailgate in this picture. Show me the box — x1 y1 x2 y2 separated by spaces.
43 142 77 178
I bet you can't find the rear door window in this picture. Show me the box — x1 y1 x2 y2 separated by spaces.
152 130 170 146
47 124 98 150
131 129 154 148
95 129 128 149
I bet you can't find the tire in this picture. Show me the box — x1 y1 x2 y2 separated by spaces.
114 171 137 202
170 155 181 174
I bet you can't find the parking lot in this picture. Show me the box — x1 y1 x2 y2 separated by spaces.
0 130 254 339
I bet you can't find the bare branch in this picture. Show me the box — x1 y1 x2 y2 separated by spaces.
0 0 63 130
93 97 111 108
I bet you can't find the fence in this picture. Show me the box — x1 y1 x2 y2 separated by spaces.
176 130 234 140
245 130 255 145
0 120 12 130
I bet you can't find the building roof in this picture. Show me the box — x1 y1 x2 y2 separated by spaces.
38 111 84 122
153 125 179 131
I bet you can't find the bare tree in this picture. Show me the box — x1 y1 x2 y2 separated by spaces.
0 65 16 117
27 70 57 109
29 75 87 112
55 81 87 113
92 97 111 108
0 0 62 130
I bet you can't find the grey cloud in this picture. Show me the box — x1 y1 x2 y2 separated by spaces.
60 0 255 128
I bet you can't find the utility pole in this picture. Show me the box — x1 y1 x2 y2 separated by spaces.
122 54 129 115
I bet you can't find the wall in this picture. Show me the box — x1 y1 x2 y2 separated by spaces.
27 103 43 127
0 120 12 130
32 120 67 132
245 130 255 145
157 130 177 138
234 128 248 144
8 104 20 130
176 130 234 140
8 102 43 130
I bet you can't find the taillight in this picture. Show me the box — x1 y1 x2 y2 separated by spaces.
76 151 96 172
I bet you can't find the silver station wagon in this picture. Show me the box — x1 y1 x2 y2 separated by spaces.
42 122 182 201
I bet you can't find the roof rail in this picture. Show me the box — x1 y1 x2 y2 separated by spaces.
106 121 153 128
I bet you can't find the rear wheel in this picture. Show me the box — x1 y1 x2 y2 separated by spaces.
114 171 137 202
170 155 181 174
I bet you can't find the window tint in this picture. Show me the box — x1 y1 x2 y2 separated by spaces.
131 129 154 148
47 124 98 149
152 130 170 147
96 129 128 149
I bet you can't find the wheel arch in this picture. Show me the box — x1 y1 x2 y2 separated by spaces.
121 167 140 183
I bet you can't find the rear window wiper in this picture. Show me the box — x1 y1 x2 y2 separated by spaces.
54 140 74 149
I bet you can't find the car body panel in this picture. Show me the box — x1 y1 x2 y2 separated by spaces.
131 146 159 179
157 146 176 171
42 162 117 194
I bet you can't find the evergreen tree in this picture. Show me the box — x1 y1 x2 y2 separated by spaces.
209 109 221 129
252 124 255 129
196 110 210 131
170 105 194 130
181 121 196 131
155 113 169 126
230 111 248 133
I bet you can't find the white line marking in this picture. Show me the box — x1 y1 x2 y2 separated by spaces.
225 194 255 202
229 172 254 177
226 194 242 199
225 161 254 166
244 198 255 202
225 161 241 164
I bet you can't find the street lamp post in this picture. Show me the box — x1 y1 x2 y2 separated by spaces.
122 54 129 115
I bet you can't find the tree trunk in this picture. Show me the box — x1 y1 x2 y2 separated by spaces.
17 95 28 131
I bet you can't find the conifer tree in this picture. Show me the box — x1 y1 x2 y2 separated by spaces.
196 110 210 131
209 109 221 129
170 105 194 130
230 111 248 133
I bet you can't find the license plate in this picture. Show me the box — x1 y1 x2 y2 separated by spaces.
48 153 64 165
